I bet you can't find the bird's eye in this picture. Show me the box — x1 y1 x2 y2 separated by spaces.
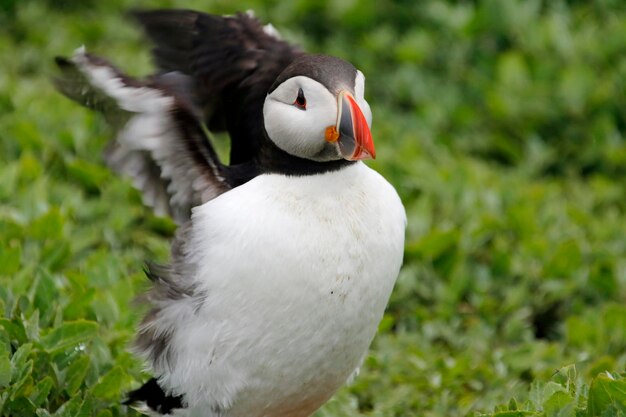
294 88 306 110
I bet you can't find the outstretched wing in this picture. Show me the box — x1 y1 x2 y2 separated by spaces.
130 9 303 165
54 48 230 224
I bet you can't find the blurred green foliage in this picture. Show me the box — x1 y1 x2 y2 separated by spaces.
1 0 626 416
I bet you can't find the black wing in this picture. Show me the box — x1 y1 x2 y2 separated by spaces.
54 49 230 224
130 9 303 165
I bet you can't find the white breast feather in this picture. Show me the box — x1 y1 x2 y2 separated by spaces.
151 162 406 417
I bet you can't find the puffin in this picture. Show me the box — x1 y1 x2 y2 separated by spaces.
55 9 406 417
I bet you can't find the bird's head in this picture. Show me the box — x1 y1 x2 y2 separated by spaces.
263 55 374 162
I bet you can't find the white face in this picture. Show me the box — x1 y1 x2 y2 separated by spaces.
263 72 372 162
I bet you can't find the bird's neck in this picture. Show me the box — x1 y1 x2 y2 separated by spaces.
256 135 355 177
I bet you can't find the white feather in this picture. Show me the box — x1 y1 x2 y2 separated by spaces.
263 23 282 40
148 162 406 417
263 76 338 161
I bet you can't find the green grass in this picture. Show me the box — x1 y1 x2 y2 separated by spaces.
1 0 626 416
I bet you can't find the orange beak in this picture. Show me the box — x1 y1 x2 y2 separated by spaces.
325 91 375 160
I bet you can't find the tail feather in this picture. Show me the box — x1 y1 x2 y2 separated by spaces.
124 378 184 415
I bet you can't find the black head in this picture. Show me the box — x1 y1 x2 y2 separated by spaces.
269 54 358 96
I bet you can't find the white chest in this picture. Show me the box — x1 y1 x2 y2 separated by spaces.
165 163 406 417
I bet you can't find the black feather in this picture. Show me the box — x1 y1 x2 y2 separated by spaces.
124 378 184 415
131 9 303 165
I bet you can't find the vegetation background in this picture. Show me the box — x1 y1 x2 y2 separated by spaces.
1 0 626 416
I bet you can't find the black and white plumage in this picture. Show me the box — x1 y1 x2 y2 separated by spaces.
55 9 405 417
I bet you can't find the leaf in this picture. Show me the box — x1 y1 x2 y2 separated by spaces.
587 374 626 417
19 152 43 180
0 318 28 345
31 350 54 380
0 355 11 387
544 239 582 278
23 310 40 343
52 395 83 417
29 375 54 406
90 366 127 400
75 395 94 417
530 381 568 409
0 392 6 416
406 228 459 260
9 361 33 401
40 321 98 353
36 409 52 417
3 396 37 417
40 241 71 272
33 270 60 319
0 218 22 242
28 208 65 241
544 391 574 417
553 364 577 387
0 243 21 275
10 343 33 380
64 355 90 396
65 159 109 193
489 411 541 417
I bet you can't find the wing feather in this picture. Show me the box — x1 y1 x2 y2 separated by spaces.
130 9 303 164
55 48 229 223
